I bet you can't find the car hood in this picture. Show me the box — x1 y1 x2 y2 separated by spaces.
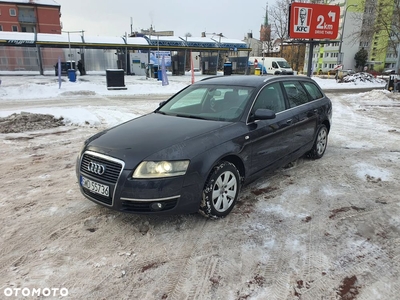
85 113 234 169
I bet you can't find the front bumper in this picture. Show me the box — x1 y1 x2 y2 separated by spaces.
77 151 202 215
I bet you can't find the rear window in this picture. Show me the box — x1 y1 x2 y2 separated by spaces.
302 81 324 100
282 81 309 108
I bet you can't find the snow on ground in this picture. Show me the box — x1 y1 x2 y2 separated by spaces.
0 72 394 183
1 71 399 299
0 72 393 181
0 71 387 126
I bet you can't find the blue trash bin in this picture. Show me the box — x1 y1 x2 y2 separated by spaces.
157 70 162 81
68 69 76 82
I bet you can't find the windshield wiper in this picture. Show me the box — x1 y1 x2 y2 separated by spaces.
175 114 206 120
156 111 167 115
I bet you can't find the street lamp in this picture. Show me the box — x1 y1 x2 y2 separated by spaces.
337 3 358 69
62 30 84 69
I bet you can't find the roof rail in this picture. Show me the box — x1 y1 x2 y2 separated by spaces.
200 76 220 81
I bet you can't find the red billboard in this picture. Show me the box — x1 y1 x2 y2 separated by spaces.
289 3 340 40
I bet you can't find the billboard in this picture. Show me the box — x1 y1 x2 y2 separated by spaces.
289 3 340 40
150 51 171 67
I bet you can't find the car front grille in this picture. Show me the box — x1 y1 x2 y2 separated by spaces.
80 153 123 184
80 151 125 206
121 199 178 212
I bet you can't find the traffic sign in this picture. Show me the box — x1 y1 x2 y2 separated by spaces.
289 3 340 39
333 64 342 70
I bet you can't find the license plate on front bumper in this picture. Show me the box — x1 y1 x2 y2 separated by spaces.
81 176 110 197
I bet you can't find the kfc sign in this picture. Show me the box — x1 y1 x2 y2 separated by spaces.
289 3 340 39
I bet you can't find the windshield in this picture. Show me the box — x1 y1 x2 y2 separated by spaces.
157 84 254 122
277 61 291 68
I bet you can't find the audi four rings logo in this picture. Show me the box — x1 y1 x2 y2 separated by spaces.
88 162 106 175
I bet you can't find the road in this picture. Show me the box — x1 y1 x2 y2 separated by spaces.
0 90 399 299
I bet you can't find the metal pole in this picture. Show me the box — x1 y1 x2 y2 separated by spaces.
184 36 187 75
68 32 72 69
216 34 222 75
34 27 43 75
130 17 133 36
80 30 85 75
157 35 160 67
396 43 400 74
307 40 314 77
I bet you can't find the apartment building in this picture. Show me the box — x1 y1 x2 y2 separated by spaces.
0 0 61 34
0 0 62 72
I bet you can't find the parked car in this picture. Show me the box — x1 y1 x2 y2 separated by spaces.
383 69 396 75
76 75 332 218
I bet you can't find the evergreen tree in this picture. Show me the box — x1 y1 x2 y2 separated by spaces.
354 48 368 70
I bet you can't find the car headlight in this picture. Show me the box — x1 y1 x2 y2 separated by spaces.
132 160 190 178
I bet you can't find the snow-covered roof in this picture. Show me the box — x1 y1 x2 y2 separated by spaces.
146 35 183 42
0 31 34 41
214 37 248 49
84 35 126 46
37 33 82 43
144 35 249 49
1 0 60 6
184 37 216 43
145 35 186 47
183 37 218 48
0 31 250 50
125 37 150 46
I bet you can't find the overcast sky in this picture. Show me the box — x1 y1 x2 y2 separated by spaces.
55 0 276 40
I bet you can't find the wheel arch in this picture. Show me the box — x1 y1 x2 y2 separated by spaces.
219 154 246 183
322 119 331 133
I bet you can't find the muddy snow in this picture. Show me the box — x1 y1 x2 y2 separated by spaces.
1 88 400 300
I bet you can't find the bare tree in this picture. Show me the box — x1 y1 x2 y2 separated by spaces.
269 0 291 54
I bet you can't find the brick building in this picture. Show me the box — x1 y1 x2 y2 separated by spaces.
0 0 61 33
0 0 62 72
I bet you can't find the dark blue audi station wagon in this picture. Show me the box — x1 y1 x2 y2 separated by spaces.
76 75 332 218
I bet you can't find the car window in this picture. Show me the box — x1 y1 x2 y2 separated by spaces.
277 61 290 68
159 85 254 121
282 81 310 108
169 88 207 110
302 81 323 100
251 82 286 114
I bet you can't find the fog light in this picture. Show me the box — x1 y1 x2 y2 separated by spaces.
151 202 164 211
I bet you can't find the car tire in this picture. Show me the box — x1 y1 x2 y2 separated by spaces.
200 161 240 218
308 124 328 159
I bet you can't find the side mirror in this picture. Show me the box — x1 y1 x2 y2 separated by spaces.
159 101 166 107
253 109 276 121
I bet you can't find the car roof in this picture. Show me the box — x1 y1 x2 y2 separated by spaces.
195 75 316 88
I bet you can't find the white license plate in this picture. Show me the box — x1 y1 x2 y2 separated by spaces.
81 176 110 197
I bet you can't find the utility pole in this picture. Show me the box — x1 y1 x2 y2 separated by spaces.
396 43 400 74
130 17 133 36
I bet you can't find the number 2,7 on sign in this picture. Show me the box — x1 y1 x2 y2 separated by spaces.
289 3 340 40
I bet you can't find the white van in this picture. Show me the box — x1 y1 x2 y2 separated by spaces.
249 57 294 75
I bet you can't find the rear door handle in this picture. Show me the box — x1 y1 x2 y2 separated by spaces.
286 119 293 124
